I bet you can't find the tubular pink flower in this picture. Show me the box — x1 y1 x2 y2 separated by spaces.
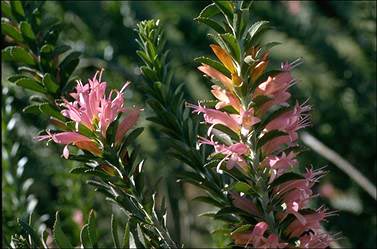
299 232 332 248
35 131 100 158
255 62 293 97
286 207 331 238
191 104 241 133
199 137 249 171
262 151 298 183
211 85 241 111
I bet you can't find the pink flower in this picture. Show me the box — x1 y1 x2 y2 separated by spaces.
261 151 297 183
190 103 260 135
231 221 269 247
285 207 331 238
35 131 101 159
230 192 260 217
199 137 249 172
262 102 310 154
257 91 291 116
273 168 324 224
36 70 140 158
299 232 332 248
211 85 241 112
190 103 241 133
255 62 293 97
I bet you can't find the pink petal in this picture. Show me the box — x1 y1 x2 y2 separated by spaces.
115 108 141 144
63 145 70 159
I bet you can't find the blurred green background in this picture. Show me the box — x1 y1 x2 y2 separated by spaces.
2 1 376 248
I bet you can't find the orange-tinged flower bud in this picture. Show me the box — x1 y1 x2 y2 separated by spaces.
210 44 236 74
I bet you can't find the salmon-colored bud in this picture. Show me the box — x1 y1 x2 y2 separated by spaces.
75 140 101 156
210 44 236 74
198 64 233 90
251 59 269 82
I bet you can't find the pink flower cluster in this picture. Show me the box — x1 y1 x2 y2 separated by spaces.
35 70 140 159
194 44 334 248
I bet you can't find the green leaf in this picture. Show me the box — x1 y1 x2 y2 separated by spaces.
10 1 25 19
122 222 130 249
257 130 288 149
53 45 71 57
10 46 36 66
8 74 27 83
227 182 253 193
220 33 241 62
120 127 144 149
39 103 65 120
213 0 234 20
231 224 252 234
1 20 23 42
70 167 88 174
15 78 46 93
59 51 81 82
195 17 226 34
20 21 36 41
1 2 12 18
88 210 98 248
194 56 230 76
80 224 92 249
43 73 59 94
53 212 73 249
23 104 42 114
247 20 269 44
197 3 220 18
270 172 305 188
111 215 120 249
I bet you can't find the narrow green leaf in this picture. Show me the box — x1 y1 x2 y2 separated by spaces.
15 78 46 93
111 215 120 249
195 56 230 76
88 210 98 248
122 222 130 249
80 224 92 249
53 212 74 249
195 17 226 33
